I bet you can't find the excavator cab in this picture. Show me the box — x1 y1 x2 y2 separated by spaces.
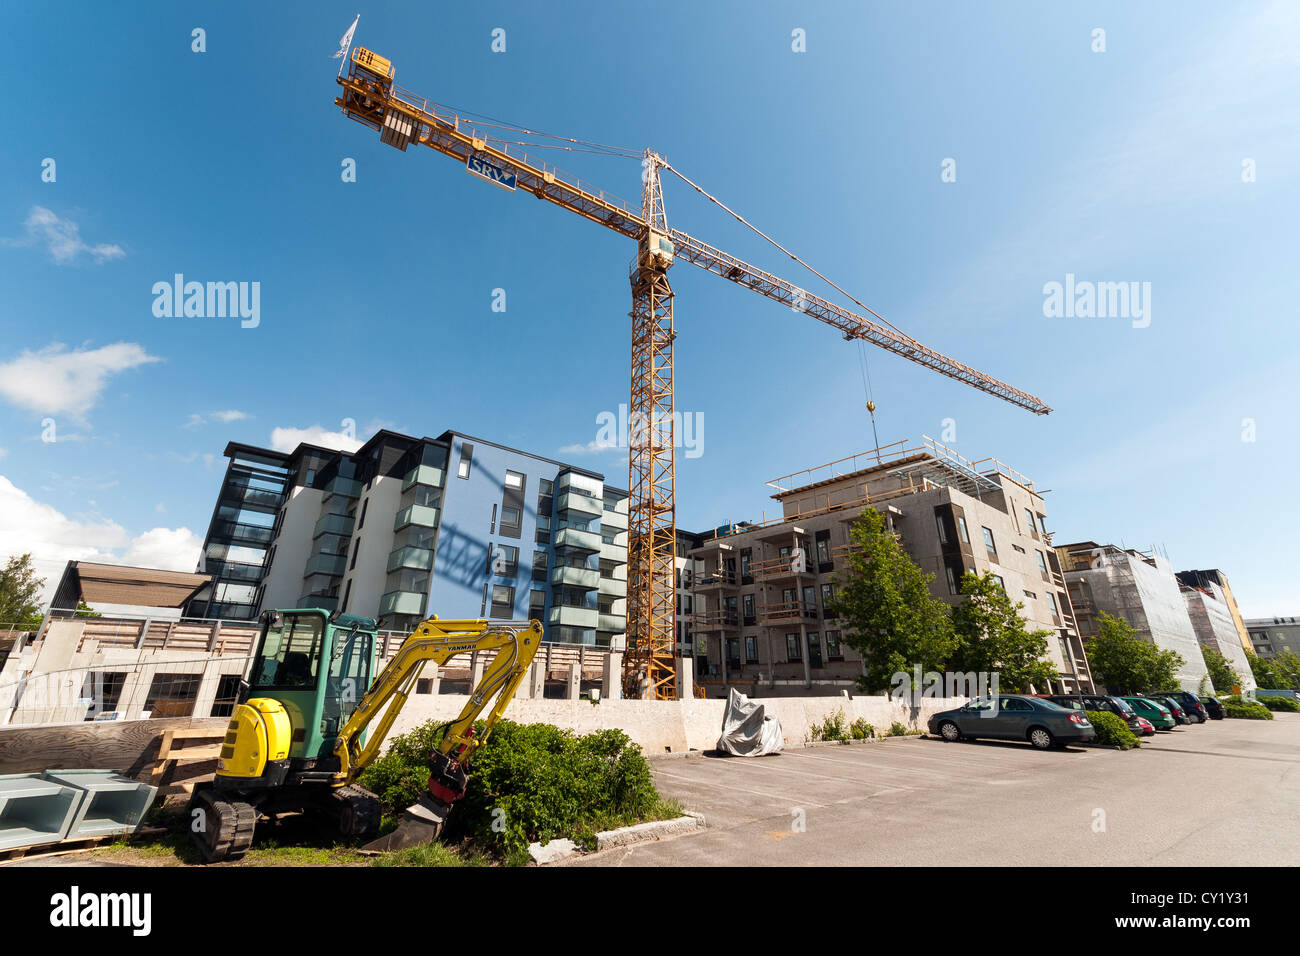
241 609 379 763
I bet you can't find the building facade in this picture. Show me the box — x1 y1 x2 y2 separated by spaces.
1060 542 1211 693
1180 584 1257 693
1176 569 1254 657
687 438 1093 697
189 429 629 647
1245 616 1300 660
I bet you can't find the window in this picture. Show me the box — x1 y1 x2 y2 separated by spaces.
992 574 1005 592
416 679 434 694
490 585 515 618
349 537 361 571
505 470 525 489
982 527 997 558
1023 590 1037 599
531 551 548 582
358 498 369 530
815 534 830 566
144 673 202 718
535 528 550 545
742 593 755 622
1024 508 1036 536
785 633 802 661
210 674 243 718
826 630 842 660
744 636 758 663
458 443 474 479
529 588 546 619
1036 550 1049 576
501 507 521 528
1037 514 1048 536
945 566 958 595
740 548 751 578
341 580 351 612
957 516 970 543
1046 592 1060 619
490 504 497 533
936 514 949 545
82 672 126 719
494 544 519 576
1003 697 1031 712
821 583 836 617
1012 544 1026 554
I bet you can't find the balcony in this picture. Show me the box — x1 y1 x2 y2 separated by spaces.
380 590 427 617
599 540 626 564
554 526 600 553
692 569 737 589
551 565 599 590
601 508 628 530
205 560 264 584
549 605 599 629
599 576 627 598
298 593 338 612
304 553 347 577
213 520 273 546
323 475 362 502
394 503 439 531
221 483 283 512
403 463 445 492
757 601 818 625
692 609 740 630
750 555 814 580
557 490 603 517
313 512 355 539
599 612 627 633
387 546 434 573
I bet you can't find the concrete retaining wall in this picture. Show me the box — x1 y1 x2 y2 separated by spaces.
387 693 968 755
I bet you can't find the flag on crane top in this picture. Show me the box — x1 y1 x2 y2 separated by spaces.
333 14 359 58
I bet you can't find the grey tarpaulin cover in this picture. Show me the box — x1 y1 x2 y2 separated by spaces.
716 687 783 756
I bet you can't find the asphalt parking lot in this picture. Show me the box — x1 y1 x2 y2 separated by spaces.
571 714 1300 866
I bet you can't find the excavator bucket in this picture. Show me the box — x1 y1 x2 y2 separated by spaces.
361 794 450 853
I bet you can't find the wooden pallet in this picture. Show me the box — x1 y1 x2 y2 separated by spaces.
0 826 168 864
148 727 227 795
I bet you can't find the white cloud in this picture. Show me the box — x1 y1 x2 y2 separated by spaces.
3 206 125 264
0 342 161 419
270 425 362 453
559 438 620 455
0 475 203 607
123 527 203 572
211 409 249 424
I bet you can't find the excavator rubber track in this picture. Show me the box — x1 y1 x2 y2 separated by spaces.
191 788 257 863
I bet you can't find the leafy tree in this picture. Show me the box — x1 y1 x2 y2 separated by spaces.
1084 611 1184 694
73 601 101 618
1247 650 1300 691
0 554 45 628
830 508 956 693
949 572 1057 692
1199 645 1239 694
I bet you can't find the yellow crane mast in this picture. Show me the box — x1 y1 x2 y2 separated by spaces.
332 46 1051 700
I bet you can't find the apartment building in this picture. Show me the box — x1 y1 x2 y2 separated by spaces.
673 529 706 667
687 438 1093 696
1059 543 1211 693
1175 569 1254 657
1245 616 1300 660
189 429 629 647
1179 582 1257 693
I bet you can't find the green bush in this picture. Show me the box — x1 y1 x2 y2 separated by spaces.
849 718 875 740
1221 698 1274 720
359 719 666 858
887 721 910 737
1085 710 1141 749
811 708 849 741
1250 695 1299 713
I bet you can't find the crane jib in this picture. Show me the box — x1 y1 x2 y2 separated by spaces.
466 153 518 192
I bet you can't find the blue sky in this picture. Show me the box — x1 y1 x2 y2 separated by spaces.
0 1 1295 615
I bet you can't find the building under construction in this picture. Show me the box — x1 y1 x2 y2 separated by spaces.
687 437 1092 697
1059 542 1212 693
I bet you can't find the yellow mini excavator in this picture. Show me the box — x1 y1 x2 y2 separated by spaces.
188 609 542 862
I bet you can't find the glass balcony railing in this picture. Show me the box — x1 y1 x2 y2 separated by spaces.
551 566 599 590
388 546 434 573
394 504 439 531
402 464 445 491
380 590 426 617
554 526 600 553
598 612 626 633
323 475 362 502
599 540 627 564
205 560 264 584
213 520 274 546
313 512 355 539
298 593 339 612
601 508 628 530
599 577 627 598
548 605 599 629
303 553 347 577
556 490 603 517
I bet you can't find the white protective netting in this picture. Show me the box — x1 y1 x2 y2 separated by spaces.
1184 586 1257 693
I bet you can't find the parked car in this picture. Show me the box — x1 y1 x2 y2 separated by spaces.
1199 696 1225 720
1045 694 1149 736
1144 693 1191 724
928 695 1096 750
1121 696 1177 730
1146 690 1208 723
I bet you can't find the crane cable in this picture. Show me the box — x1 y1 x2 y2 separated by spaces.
661 162 911 340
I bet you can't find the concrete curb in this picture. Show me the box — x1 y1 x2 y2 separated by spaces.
802 734 925 749
528 813 704 865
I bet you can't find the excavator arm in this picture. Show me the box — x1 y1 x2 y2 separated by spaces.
333 616 543 849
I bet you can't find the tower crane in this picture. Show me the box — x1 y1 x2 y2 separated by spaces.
333 45 1051 701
